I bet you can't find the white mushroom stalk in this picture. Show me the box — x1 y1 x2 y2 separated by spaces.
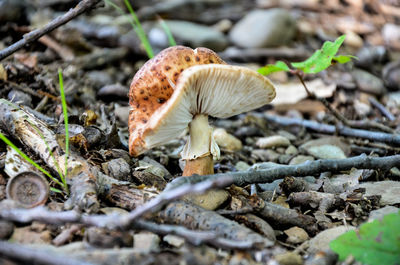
181 114 220 161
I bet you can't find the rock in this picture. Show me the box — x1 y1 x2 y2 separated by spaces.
163 235 185 248
184 189 229 211
86 227 133 248
284 226 309 244
299 137 349 159
251 149 280 162
114 105 130 125
285 145 298 155
229 9 296 48
383 60 400 90
382 23 400 48
352 69 386 95
344 31 363 48
356 46 388 68
149 20 228 51
98 84 129 98
133 232 160 253
256 135 291 149
102 158 131 181
387 92 400 107
86 70 113 89
235 161 250 171
368 206 399 222
10 226 52 244
0 220 14 239
354 99 371 117
308 226 355 253
289 155 314 165
359 181 400 205
274 252 303 265
8 89 32 107
213 128 242 151
0 0 26 23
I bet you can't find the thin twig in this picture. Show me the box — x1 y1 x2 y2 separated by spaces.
0 241 94 265
368 97 396 121
0 0 101 61
265 114 400 146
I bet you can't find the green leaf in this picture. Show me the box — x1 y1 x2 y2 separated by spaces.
291 35 347 73
333 55 358 64
330 211 400 265
257 61 290 75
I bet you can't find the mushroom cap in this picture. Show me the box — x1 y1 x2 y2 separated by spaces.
129 46 225 156
129 63 276 156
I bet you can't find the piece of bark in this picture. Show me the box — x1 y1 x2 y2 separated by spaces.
159 201 273 248
0 99 99 212
256 200 318 235
288 191 345 213
105 184 158 210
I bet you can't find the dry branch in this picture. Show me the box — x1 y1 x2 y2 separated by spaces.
0 0 101 61
0 241 94 265
165 154 400 192
265 114 400 145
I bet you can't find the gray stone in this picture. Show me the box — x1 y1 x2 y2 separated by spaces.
229 9 296 48
360 181 400 205
251 149 280 162
163 235 185 248
284 226 309 244
149 20 228 51
256 135 291 149
289 155 314 165
235 161 250 171
8 89 32 107
103 158 131 181
387 92 400 107
352 69 386 95
299 137 349 159
308 225 355 253
383 60 400 90
285 145 298 155
368 206 399 222
133 232 160 253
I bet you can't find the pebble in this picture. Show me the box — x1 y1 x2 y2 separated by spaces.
163 235 185 248
289 155 315 165
114 105 130 125
344 30 363 48
0 0 26 23
299 137 349 159
352 69 386 95
382 23 400 48
360 181 400 205
308 225 355 253
86 70 114 89
243 214 276 242
274 252 303 265
102 158 131 181
356 46 388 68
133 232 160 253
235 161 250 171
86 227 133 248
229 9 296 48
284 226 309 244
285 145 298 155
98 84 129 98
251 149 280 162
368 206 399 222
8 89 32 107
149 20 228 51
383 60 400 90
387 91 400 107
0 220 14 239
10 226 52 244
185 189 229 211
213 128 242 152
256 135 291 149
353 99 371 117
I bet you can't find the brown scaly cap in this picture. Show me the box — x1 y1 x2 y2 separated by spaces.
129 46 225 156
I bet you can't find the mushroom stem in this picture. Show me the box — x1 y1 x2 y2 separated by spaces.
182 154 213 176
181 114 218 176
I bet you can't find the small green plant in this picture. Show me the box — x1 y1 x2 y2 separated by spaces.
258 35 355 76
330 211 400 265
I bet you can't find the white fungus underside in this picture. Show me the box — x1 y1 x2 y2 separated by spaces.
140 64 276 153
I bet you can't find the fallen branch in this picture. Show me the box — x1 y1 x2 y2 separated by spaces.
165 154 400 191
0 241 94 265
0 0 101 61
265 114 400 145
368 97 396 122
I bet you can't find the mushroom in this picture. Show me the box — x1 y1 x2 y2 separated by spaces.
129 46 276 177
